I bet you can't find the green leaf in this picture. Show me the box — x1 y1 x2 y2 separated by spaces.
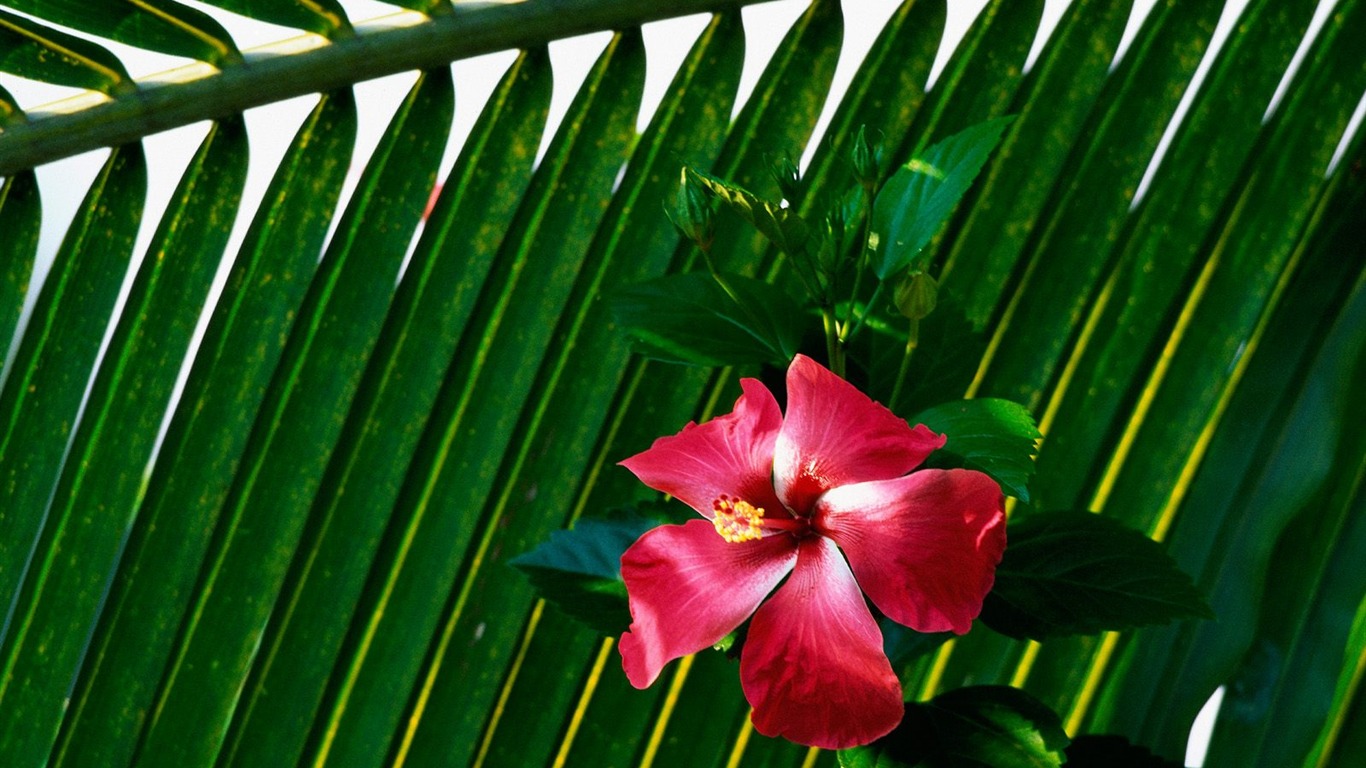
131 69 451 768
912 398 1040 502
0 144 145 627
511 515 660 636
215 51 550 768
881 619 953 668
0 170 40 363
981 511 1213 641
0 8 134 95
211 0 352 38
611 271 807 367
0 118 247 767
2 0 240 66
1064 735 1182 767
50 91 355 768
839 686 1069 768
871 116 1013 279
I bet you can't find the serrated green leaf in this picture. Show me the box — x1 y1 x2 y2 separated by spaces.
981 511 1213 641
511 515 660 636
912 398 1039 502
871 116 1013 280
839 686 1069 768
612 271 807 367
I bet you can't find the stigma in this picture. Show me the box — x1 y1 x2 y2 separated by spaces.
712 495 765 543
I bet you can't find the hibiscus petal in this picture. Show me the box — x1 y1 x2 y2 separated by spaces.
773 354 944 514
619 378 787 518
815 469 1006 634
619 520 797 688
740 536 903 749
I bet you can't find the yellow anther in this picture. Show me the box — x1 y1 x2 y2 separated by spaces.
711 495 765 543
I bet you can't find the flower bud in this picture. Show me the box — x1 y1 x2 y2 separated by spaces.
852 125 881 186
769 153 801 205
668 167 714 250
894 270 938 320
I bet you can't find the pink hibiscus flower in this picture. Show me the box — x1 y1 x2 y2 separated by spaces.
617 354 1006 749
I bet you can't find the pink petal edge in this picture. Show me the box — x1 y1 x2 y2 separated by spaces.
815 469 1006 634
619 378 787 519
773 355 945 515
740 536 904 749
619 520 798 688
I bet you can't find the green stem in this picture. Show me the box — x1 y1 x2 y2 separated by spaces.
888 317 919 411
844 280 885 342
838 181 877 339
821 304 844 378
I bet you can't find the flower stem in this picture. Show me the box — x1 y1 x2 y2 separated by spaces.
821 305 845 378
889 317 920 411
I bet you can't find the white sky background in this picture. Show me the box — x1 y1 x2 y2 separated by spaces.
0 0 1360 762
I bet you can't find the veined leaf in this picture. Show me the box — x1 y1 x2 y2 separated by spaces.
913 397 1039 502
982 511 1213 641
611 271 807 367
839 686 1069 768
871 116 1013 280
511 514 661 636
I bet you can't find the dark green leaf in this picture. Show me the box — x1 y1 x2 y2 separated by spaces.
2 0 240 66
611 271 807 367
881 619 953 668
913 398 1039 502
0 81 21 128
981 511 1213 640
50 91 355 768
131 68 450 768
0 118 247 766
839 686 1069 768
0 8 134 95
0 144 145 629
1064 734 1182 767
511 515 661 636
872 116 1013 279
211 0 352 38
0 170 40 363
215 52 549 768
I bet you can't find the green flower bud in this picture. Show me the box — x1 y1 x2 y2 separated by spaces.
852 125 881 186
668 167 714 250
769 153 801 205
894 270 938 320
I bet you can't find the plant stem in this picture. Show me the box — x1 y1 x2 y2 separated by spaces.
821 305 844 377
888 317 919 411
